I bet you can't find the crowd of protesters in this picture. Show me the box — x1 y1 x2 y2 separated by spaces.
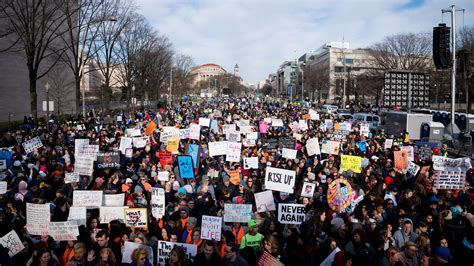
0 95 473 266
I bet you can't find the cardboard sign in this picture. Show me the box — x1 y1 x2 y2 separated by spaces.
73 190 103 207
189 124 201 140
49 222 79 241
74 156 94 176
384 139 393 149
301 182 316 198
78 144 99 160
124 208 148 228
151 188 165 218
321 140 340 155
96 151 120 169
228 170 241 186
306 138 321 156
432 155 472 171
123 241 154 264
434 170 466 189
224 204 252 223
119 137 133 154
74 139 89 157
145 121 157 136
201 216 222 241
401 146 414 162
278 204 305 225
22 136 43 153
158 241 197 265
0 181 7 194
68 206 86 226
65 172 80 184
177 156 194 179
103 194 125 207
26 203 50 235
282 148 297 160
199 117 210 127
259 121 268 133
243 157 259 169
186 144 200 169
158 171 169 181
226 142 242 162
133 136 148 148
265 167 296 194
272 119 284 127
167 137 179 154
394 150 408 172
254 190 276 213
340 155 362 173
208 141 228 157
0 230 25 257
99 206 127 224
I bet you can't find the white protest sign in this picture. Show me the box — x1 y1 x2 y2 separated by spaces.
127 128 141 137
401 146 414 162
74 139 89 157
133 136 148 148
278 204 305 225
264 117 272 124
179 128 191 140
254 190 276 213
339 122 352 131
272 119 284 127
99 206 127 224
78 144 99 160
239 126 253 134
160 127 179 143
432 155 472 171
246 132 258 140
360 125 370 137
406 162 420 178
434 171 466 190
119 137 133 154
243 157 259 169
189 124 201 140
226 142 242 162
301 182 316 198
22 136 43 153
103 194 125 207
0 230 25 257
222 124 236 135
158 171 169 181
224 204 252 223
0 181 7 194
242 138 256 147
199 117 210 127
309 109 320 120
227 131 241 142
265 167 296 194
124 208 148 228
384 139 393 149
26 203 50 235
74 156 94 176
298 120 308 131
306 138 321 156
123 241 154 264
64 172 80 184
68 206 87 226
321 140 340 155
282 148 297 160
151 188 165 219
73 190 103 207
208 141 228 157
49 222 79 241
201 216 222 241
158 241 197 265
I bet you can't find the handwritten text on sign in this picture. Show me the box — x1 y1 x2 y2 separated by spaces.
158 241 197 265
124 208 148 228
265 167 296 194
224 204 252 223
201 215 222 241
0 230 25 257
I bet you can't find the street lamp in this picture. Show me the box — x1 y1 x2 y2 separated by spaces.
45 82 50 131
131 85 135 112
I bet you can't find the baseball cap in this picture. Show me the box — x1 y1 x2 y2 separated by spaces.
248 219 258 228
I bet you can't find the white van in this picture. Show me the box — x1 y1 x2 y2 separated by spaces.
352 113 380 130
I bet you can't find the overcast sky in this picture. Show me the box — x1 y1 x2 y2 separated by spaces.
135 0 473 84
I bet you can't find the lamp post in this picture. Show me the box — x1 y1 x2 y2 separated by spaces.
45 82 50 131
131 85 135 113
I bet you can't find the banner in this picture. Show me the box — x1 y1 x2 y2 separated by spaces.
157 241 197 265
254 190 276 213
224 204 252 223
189 124 201 140
68 206 86 226
394 150 409 172
26 203 50 235
186 144 200 169
434 171 466 189
208 141 228 157
103 194 125 207
243 157 259 170
145 121 157 136
124 208 148 228
0 230 25 257
278 204 305 225
119 137 133 154
265 167 296 194
133 136 148 148
340 155 362 173
306 138 321 156
226 142 242 162
327 179 353 213
73 190 103 207
177 156 194 178
301 182 316 198
99 206 127 224
151 188 165 218
432 155 472 172
96 151 120 169
321 140 340 155
259 121 268 133
48 222 79 241
201 216 222 241
123 241 154 264
401 146 414 162
167 137 179 154
281 148 297 160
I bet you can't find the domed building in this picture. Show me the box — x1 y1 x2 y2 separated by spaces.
190 63 227 85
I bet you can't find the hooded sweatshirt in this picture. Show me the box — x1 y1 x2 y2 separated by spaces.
393 218 419 249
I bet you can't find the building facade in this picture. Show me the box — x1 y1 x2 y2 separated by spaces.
190 63 227 85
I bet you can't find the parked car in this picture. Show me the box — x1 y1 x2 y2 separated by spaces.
352 113 381 130
338 113 353 120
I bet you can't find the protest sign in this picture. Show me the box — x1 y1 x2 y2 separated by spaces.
384 139 393 149
279 137 296 149
228 170 241 186
74 156 94 176
259 121 268 133
0 159 6 171
432 155 472 171
340 155 362 173
254 190 276 213
157 150 173 168
68 206 86 226
119 137 133 154
179 128 191 140
145 121 157 136
242 138 256 147
394 150 409 172
103 194 125 207
167 137 179 154
74 139 89 157
258 250 284 266
127 128 141 137
282 148 297 160
246 132 258 140
407 162 421 178
264 117 272 124
272 119 283 127
186 144 200 169
22 136 43 154
309 109 319 120
201 216 222 241
0 181 7 194
0 230 25 257
293 133 302 141
133 136 148 148
189 123 201 140
301 182 316 198
227 131 241 142
327 179 353 213
239 125 253 134
306 138 321 156
96 151 120 169
298 120 308 131
360 125 370 137
123 241 154 264
401 146 414 162
339 122 352 131
210 120 219 133
177 156 194 179
99 207 127 224
124 208 148 228
199 117 210 127
160 127 179 143
416 165 431 183
222 124 236 135
321 140 340 155
158 241 197 265
78 144 99 160
158 171 169 181
265 167 296 194
224 204 252 223
262 138 279 151
434 171 466 189
243 157 259 170
226 142 242 162
151 188 165 218
73 190 103 207
278 204 305 225
64 172 80 184
325 119 334 130
125 148 133 159
49 222 79 241
26 203 50 235
208 141 228 157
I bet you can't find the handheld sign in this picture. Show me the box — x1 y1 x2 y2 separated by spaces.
177 156 194 178
0 230 25 257
340 155 362 173
224 204 252 223
254 190 276 213
201 216 222 241
265 167 296 194
278 204 305 225
124 208 148 228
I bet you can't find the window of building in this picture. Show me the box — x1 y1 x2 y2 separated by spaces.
335 66 345 72
344 58 353 64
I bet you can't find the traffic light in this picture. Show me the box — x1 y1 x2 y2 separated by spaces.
433 23 451 69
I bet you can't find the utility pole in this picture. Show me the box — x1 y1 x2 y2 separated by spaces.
169 63 173 104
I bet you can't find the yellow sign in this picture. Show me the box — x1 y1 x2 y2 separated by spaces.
340 154 362 173
167 137 179 154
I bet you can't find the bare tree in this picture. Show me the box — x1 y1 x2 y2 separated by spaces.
46 62 75 115
0 0 68 120
171 54 195 98
303 63 332 100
